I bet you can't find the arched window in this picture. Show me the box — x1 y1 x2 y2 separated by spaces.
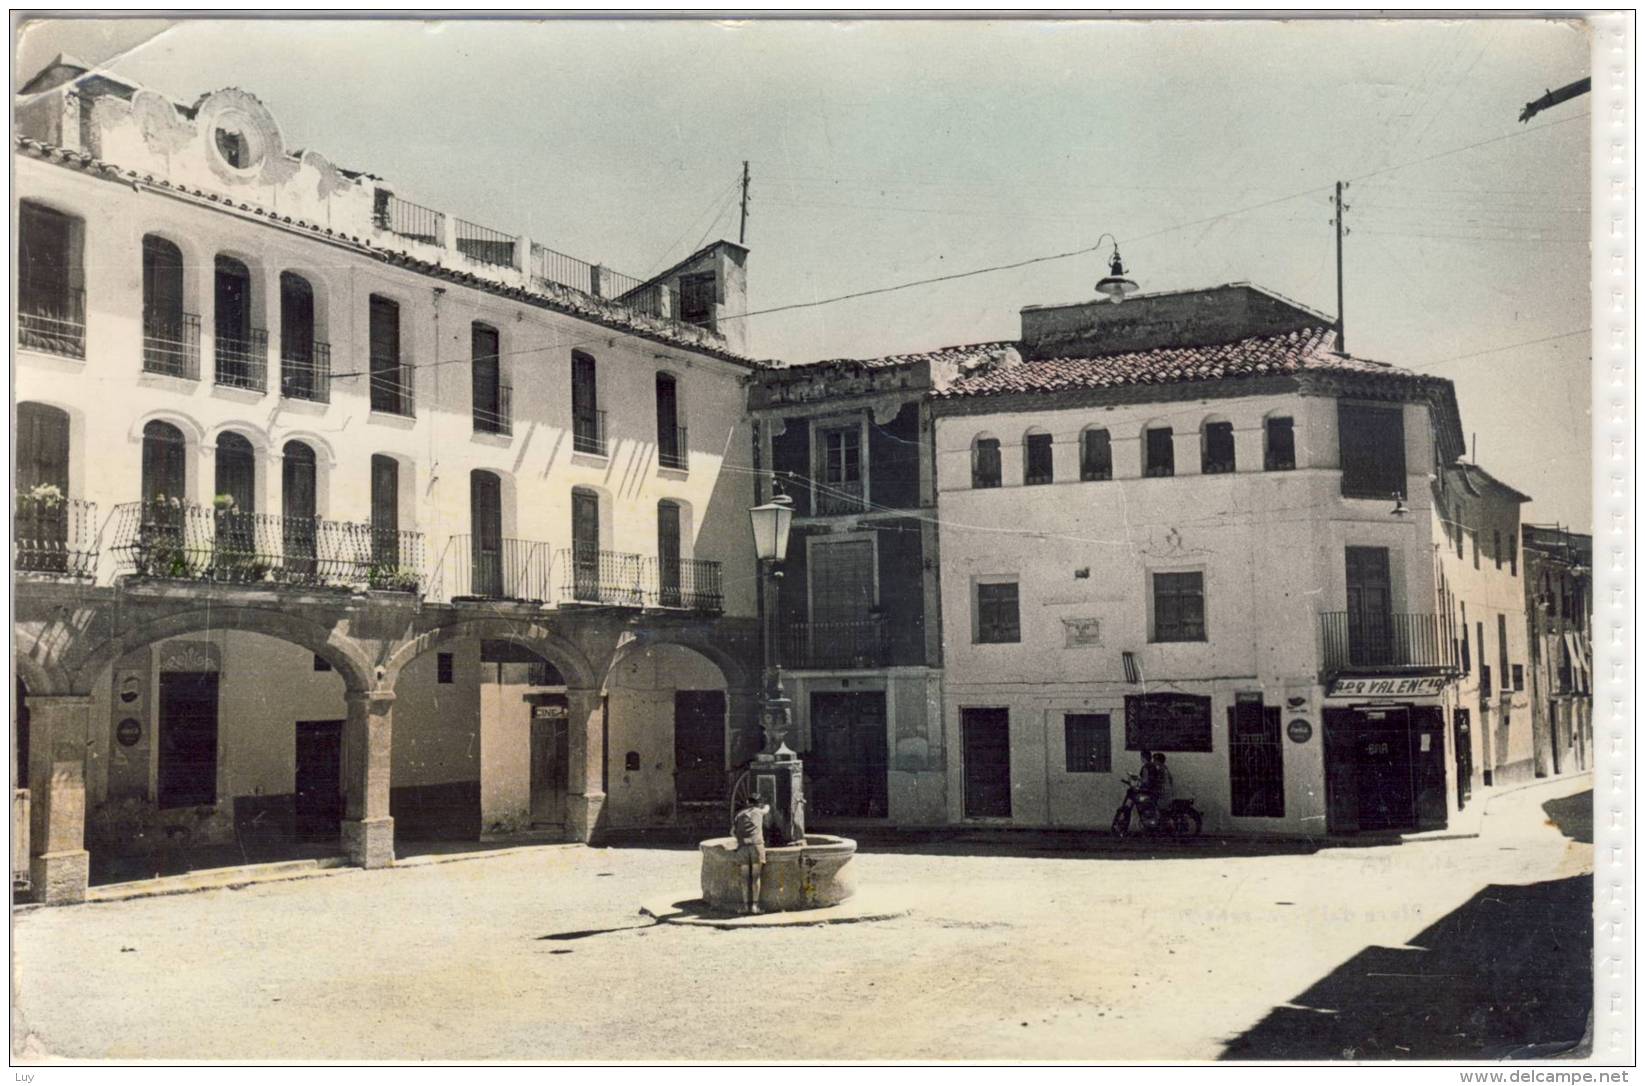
656 373 685 469
972 436 1001 489
279 273 327 402
1024 430 1053 486
142 236 196 378
657 500 683 606
141 421 187 503
18 201 85 358
1080 427 1112 482
1201 418 1236 474
1264 415 1296 471
214 256 263 391
1144 425 1174 478
214 432 257 512
472 323 507 434
282 441 318 580
470 469 504 597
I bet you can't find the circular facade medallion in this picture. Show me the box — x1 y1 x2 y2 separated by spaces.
1286 718 1314 744
116 718 143 748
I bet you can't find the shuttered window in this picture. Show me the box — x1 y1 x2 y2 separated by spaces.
1338 402 1406 499
972 438 1001 489
1080 429 1111 481
1145 427 1174 477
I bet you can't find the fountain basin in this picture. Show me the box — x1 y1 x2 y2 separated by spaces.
699 834 857 913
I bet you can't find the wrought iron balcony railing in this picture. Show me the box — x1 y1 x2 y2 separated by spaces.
281 341 332 403
110 501 424 593
780 617 889 670
558 548 646 607
17 285 85 359
473 384 513 436
14 496 97 578
443 535 551 603
142 310 201 379
455 219 517 268
215 326 269 392
370 357 416 417
658 424 689 471
648 556 723 613
573 409 607 456
1319 611 1453 673
812 478 867 516
373 191 445 246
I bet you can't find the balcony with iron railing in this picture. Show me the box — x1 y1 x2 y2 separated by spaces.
142 309 201 380
17 283 85 359
649 556 723 613
812 478 867 516
455 219 518 268
1319 611 1454 674
214 325 269 392
658 424 689 471
373 192 445 246
370 355 416 417
443 536 552 603
781 617 890 670
14 494 97 578
559 548 646 607
110 500 424 593
473 384 513 436
573 409 607 457
281 341 332 403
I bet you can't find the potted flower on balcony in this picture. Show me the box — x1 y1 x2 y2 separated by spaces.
367 563 421 594
133 494 194 579
16 483 69 574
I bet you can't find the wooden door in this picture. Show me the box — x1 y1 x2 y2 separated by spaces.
471 324 501 429
370 454 399 568
157 672 219 808
530 698 569 826
1322 708 1360 833
1228 698 1284 817
470 471 503 597
673 690 725 805
808 692 888 819
1345 546 1393 665
571 490 600 601
282 442 318 578
961 707 1012 818
294 720 343 841
657 502 682 607
1355 707 1415 831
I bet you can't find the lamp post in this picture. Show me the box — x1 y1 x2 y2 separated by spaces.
747 493 804 844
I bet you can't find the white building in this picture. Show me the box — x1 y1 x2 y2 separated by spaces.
12 57 764 903
927 284 1471 836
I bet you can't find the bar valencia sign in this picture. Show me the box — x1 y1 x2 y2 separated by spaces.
1325 675 1449 700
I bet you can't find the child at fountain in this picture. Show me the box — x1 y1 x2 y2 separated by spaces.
731 796 771 915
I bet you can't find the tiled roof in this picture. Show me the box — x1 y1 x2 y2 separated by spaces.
15 136 754 366
779 341 1016 373
932 326 1424 398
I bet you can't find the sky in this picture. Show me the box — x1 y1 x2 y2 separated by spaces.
15 16 1595 529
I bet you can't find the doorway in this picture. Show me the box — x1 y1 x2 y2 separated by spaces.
673 690 725 805
294 720 343 842
530 697 569 827
1454 707 1473 809
157 671 219 808
961 707 1012 819
808 692 888 818
1345 546 1394 665
1228 695 1284 818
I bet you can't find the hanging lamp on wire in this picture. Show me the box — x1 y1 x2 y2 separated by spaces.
1093 233 1139 302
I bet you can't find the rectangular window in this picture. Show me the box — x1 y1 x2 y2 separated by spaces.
1481 664 1493 700
1080 429 1112 481
572 351 603 455
471 323 504 434
1202 421 1236 474
1124 692 1213 753
1264 416 1296 471
1472 531 1480 569
972 439 1001 489
1493 529 1502 570
1152 571 1205 642
678 272 716 328
1512 663 1524 691
436 652 454 684
1337 402 1406 499
821 427 862 484
1064 714 1112 773
1497 613 1509 691
1454 504 1465 558
1508 529 1518 577
370 454 400 569
369 295 409 415
975 581 1020 644
1460 622 1471 674
1024 433 1053 485
1145 427 1175 477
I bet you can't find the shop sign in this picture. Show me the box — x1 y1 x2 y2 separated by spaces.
1326 675 1448 700
1286 719 1313 744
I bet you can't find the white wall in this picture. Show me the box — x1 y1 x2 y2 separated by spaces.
604 643 727 826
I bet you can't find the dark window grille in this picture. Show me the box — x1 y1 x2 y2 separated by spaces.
976 581 1020 644
1064 714 1111 773
1080 429 1112 481
972 439 1001 489
1228 700 1284 817
18 202 85 358
1145 427 1175 477
1202 421 1236 474
1152 571 1205 642
1264 416 1296 471
1024 432 1054 485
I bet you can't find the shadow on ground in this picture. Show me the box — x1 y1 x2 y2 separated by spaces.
1221 874 1593 1061
1542 789 1593 844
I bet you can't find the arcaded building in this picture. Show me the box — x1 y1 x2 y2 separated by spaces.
12 57 764 903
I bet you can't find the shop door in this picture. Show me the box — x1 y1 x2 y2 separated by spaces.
961 707 1012 819
673 690 725 805
530 699 569 826
1355 707 1416 831
808 692 888 819
294 720 343 842
157 672 219 808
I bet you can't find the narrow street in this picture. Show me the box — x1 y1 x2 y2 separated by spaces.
13 774 1592 1063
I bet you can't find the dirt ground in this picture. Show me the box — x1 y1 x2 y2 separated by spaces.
12 774 1593 1063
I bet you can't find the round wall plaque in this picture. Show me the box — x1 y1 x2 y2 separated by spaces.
116 718 143 747
1286 718 1313 744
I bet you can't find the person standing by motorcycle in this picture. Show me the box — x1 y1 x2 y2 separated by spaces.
1151 752 1176 812
1137 749 1163 827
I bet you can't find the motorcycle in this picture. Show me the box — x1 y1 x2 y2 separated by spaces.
1111 773 1204 838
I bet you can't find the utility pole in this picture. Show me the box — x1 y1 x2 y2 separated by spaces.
1333 181 1349 353
739 161 751 246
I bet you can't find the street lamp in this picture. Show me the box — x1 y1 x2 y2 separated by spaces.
1094 234 1139 303
747 493 804 844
